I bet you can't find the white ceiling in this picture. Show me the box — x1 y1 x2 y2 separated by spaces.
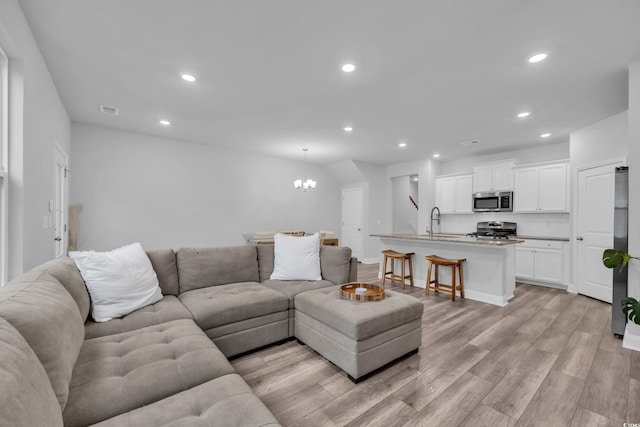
18 0 640 165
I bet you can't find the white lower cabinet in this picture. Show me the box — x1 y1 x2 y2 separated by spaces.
515 239 566 286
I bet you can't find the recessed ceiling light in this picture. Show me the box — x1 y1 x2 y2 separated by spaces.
398 142 407 148
181 73 196 82
433 153 441 158
517 111 531 118
341 63 356 73
540 133 551 138
412 177 419 182
159 120 171 126
343 126 353 132
528 53 548 63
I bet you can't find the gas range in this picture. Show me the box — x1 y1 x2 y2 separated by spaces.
467 221 517 240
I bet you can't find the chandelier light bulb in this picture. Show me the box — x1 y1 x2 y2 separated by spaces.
293 149 317 191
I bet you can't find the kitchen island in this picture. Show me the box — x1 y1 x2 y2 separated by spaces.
371 233 523 306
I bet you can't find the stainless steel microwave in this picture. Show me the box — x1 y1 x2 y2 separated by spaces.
472 191 513 212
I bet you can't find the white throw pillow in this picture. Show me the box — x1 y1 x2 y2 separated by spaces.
270 233 322 281
69 242 163 322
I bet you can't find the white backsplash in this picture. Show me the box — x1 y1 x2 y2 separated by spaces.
437 212 570 238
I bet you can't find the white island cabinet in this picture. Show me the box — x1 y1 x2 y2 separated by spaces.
372 234 521 306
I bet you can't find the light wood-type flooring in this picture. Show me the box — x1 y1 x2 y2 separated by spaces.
231 263 640 426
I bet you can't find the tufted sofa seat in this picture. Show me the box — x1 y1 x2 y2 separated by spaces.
0 244 356 426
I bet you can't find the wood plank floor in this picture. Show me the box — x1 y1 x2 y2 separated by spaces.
231 263 640 426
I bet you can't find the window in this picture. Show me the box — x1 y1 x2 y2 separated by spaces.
0 45 8 285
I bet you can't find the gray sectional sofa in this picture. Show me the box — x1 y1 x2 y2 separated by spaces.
0 244 356 426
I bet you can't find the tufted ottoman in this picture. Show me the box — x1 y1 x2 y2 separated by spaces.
294 285 424 382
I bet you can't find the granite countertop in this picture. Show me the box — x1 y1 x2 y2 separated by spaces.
371 233 523 246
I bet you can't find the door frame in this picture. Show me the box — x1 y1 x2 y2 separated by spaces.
53 143 69 258
571 156 626 295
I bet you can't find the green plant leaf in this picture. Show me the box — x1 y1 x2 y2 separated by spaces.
622 297 640 325
603 249 628 268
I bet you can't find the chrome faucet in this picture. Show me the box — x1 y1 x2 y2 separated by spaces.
429 206 440 238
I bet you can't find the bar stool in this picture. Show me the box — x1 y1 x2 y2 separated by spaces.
381 250 414 288
425 255 466 301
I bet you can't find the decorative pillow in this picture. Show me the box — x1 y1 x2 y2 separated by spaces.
270 233 322 281
70 242 163 322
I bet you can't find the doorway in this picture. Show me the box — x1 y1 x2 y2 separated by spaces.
341 187 363 261
575 159 624 302
53 144 68 258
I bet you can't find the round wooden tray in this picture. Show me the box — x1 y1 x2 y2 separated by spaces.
340 283 385 302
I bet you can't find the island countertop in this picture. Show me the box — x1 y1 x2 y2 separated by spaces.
370 233 523 246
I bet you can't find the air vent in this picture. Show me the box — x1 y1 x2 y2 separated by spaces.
100 105 119 116
461 140 479 146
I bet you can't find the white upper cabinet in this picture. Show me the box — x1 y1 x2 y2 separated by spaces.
473 161 515 192
513 161 569 213
435 173 473 214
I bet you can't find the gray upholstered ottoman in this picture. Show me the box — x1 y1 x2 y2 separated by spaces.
294 285 424 382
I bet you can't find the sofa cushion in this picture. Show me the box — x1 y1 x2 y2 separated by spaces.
34 256 91 321
146 248 180 296
257 244 275 282
70 242 163 322
177 246 259 292
93 374 280 427
262 279 336 308
270 233 322 280
62 319 234 427
0 318 64 427
84 295 193 339
179 282 289 330
320 245 353 285
0 271 84 410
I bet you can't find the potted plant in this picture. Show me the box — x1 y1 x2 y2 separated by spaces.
602 249 640 324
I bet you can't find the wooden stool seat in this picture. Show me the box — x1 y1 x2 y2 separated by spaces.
381 250 414 288
425 255 466 301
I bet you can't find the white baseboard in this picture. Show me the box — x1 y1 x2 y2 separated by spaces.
623 324 640 352
359 257 379 265
463 289 510 307
566 283 577 294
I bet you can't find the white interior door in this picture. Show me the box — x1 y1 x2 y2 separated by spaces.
53 145 69 258
576 161 622 302
341 187 363 261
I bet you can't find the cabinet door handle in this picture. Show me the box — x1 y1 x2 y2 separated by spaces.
576 236 583 241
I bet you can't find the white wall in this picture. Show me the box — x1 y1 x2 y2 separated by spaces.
70 123 341 251
352 161 388 263
0 0 71 279
391 175 412 233
570 112 628 168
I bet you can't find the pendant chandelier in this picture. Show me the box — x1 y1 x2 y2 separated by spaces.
293 148 316 191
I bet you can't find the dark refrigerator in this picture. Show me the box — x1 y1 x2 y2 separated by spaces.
612 166 629 338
